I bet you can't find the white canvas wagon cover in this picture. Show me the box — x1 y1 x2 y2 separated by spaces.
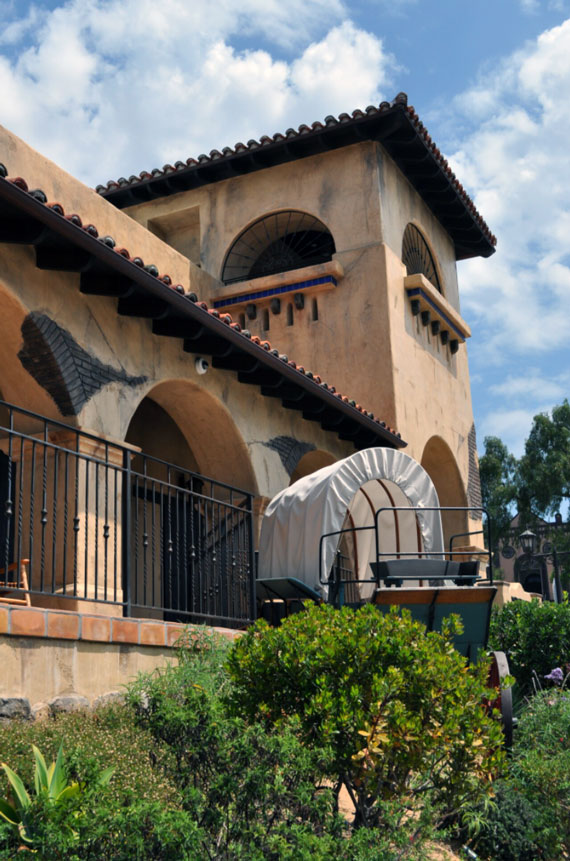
259 448 444 596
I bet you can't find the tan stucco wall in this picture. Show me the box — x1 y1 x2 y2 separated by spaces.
125 140 477 523
0 236 352 503
0 635 175 703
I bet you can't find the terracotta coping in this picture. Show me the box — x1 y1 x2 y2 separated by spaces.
0 604 242 648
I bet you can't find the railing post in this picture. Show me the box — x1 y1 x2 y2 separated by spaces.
121 448 132 618
247 493 256 623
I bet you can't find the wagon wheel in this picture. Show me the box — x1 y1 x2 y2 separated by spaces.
487 650 513 748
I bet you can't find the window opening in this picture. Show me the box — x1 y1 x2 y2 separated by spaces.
222 211 335 284
312 298 319 321
286 303 294 326
402 224 442 293
262 309 270 331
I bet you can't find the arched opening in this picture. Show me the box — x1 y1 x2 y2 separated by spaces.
127 380 256 492
221 211 335 284
311 298 319 321
290 450 336 485
123 382 257 623
402 223 442 293
286 303 293 326
421 436 468 551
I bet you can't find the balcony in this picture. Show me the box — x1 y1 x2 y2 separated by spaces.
404 273 471 351
0 401 255 629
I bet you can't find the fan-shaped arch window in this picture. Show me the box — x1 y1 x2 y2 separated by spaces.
402 224 442 293
222 211 335 285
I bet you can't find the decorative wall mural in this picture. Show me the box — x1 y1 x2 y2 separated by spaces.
18 312 146 415
263 436 316 475
467 422 483 519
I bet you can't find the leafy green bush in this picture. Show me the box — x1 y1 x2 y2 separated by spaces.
489 598 570 697
472 687 570 860
0 742 110 849
226 603 505 832
0 703 197 859
472 780 547 861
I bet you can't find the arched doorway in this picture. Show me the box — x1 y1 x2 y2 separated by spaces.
289 450 336 485
124 383 257 624
421 437 469 552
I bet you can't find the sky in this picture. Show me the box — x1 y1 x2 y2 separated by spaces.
0 0 569 458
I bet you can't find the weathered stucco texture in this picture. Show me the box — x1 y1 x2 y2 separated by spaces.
126 140 476 540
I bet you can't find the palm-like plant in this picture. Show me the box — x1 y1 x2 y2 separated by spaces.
0 744 113 846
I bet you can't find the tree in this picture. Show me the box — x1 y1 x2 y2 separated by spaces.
518 400 570 519
479 436 518 545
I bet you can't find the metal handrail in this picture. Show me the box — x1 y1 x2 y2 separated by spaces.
319 505 493 588
0 399 255 627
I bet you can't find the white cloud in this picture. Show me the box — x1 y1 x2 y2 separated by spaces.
450 18 570 361
0 1 393 186
478 407 546 456
488 370 570 403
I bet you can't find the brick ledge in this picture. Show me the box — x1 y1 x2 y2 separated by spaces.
0 605 242 647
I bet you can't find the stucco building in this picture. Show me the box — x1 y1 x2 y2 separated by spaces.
0 93 496 705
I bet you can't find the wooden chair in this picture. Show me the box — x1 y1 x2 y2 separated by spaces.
0 560 31 606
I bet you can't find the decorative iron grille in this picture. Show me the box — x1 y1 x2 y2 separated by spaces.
222 211 335 284
402 224 442 292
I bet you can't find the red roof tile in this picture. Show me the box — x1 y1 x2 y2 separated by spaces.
0 164 403 444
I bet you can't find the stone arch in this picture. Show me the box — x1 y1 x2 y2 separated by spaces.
290 449 336 485
125 379 257 494
221 210 336 284
421 436 468 551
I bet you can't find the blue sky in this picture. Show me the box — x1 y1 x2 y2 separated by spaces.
1 0 569 458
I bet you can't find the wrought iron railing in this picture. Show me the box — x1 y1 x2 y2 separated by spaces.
0 401 255 627
319 506 492 597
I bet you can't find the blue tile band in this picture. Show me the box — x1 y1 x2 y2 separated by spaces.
406 287 465 341
213 275 337 309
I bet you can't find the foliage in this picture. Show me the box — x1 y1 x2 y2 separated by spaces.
474 687 570 860
226 603 505 833
518 399 570 518
0 744 88 847
0 703 194 859
126 629 350 859
479 436 519 545
471 779 549 861
489 598 570 697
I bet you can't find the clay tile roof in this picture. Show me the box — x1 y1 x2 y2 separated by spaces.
96 93 495 260
0 163 404 448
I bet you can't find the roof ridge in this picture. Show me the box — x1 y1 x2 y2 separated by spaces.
0 164 401 440
95 93 496 249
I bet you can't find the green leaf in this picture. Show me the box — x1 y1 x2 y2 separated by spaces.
32 745 49 796
1 763 31 813
98 767 115 787
56 783 81 803
48 744 66 800
0 796 20 826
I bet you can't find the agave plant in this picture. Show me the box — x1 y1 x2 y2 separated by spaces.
0 744 113 846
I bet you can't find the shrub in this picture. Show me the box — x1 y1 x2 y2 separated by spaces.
472 780 547 861
472 687 570 860
226 603 505 833
489 598 570 697
0 703 196 860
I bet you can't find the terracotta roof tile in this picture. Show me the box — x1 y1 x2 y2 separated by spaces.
0 166 401 440
97 93 496 255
